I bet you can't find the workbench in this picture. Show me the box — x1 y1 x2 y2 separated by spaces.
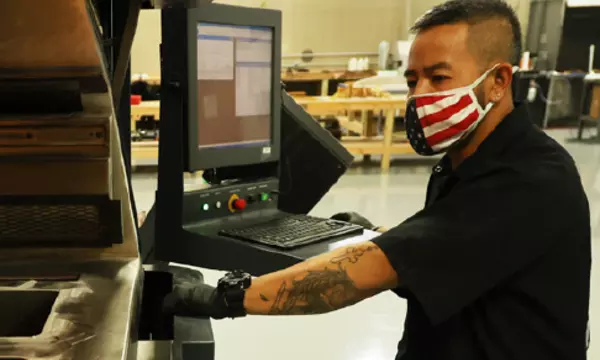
131 100 159 127
281 70 375 96
131 96 410 170
576 73 600 142
294 96 410 170
134 71 376 98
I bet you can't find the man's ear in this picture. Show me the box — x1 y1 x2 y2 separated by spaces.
490 63 513 102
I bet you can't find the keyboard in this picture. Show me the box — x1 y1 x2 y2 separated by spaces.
219 215 364 249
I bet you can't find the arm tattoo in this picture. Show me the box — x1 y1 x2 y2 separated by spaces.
268 245 377 315
330 245 377 265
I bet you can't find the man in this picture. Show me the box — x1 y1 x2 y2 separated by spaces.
165 1 591 359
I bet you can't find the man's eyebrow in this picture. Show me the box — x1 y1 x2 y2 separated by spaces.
403 62 453 78
424 62 452 73
404 69 417 78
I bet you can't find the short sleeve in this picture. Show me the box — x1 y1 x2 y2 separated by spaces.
373 168 578 325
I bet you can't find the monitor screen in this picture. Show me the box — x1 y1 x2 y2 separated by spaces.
196 23 273 150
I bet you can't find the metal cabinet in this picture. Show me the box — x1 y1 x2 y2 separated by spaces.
525 0 566 71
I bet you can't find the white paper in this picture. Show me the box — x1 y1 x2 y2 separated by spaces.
203 95 218 119
236 41 272 63
197 39 234 80
236 66 271 117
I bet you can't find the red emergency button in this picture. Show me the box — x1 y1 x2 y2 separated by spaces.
233 198 247 211
228 194 247 213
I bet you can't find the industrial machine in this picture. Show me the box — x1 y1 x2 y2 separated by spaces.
140 2 363 276
0 1 364 359
0 1 143 359
0 1 214 360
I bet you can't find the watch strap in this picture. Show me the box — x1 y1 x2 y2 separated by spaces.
222 287 247 318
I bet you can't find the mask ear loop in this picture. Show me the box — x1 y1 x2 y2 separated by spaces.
469 63 501 90
482 100 495 114
471 64 502 114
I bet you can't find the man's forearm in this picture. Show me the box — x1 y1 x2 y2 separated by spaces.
243 242 397 315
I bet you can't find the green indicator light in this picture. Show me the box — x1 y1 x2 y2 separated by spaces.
202 203 209 211
261 193 269 201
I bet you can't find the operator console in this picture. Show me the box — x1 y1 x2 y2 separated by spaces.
182 179 279 224
181 178 362 250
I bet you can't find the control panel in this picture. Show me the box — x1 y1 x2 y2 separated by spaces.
182 178 279 224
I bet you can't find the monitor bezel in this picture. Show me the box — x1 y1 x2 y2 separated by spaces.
185 4 281 171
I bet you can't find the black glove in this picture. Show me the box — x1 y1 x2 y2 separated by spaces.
163 283 231 320
330 212 376 230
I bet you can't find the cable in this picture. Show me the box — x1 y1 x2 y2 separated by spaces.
531 75 573 106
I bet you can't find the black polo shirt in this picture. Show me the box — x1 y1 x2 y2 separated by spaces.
373 104 591 360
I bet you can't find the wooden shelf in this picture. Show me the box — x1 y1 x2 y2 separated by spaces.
131 95 409 170
132 138 414 166
131 141 158 166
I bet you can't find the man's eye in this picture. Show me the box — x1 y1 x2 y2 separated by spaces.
432 75 450 83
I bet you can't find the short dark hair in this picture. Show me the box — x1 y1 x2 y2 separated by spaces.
411 0 522 66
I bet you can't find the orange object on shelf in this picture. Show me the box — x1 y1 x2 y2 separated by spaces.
130 95 142 105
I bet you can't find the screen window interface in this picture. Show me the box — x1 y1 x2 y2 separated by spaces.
196 23 273 150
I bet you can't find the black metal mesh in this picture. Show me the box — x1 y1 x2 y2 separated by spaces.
0 196 122 247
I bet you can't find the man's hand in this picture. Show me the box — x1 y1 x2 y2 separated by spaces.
331 212 376 230
163 283 232 319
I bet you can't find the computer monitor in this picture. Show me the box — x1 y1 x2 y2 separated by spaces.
161 4 282 172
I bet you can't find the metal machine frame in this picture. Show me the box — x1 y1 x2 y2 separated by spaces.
96 3 216 359
95 0 146 229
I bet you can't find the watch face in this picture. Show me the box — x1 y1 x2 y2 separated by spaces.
219 271 252 290
241 273 252 289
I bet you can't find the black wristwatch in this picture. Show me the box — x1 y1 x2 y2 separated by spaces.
217 270 252 318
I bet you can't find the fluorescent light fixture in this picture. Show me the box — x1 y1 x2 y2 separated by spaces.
567 0 600 7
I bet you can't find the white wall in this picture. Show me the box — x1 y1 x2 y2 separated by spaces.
131 0 531 77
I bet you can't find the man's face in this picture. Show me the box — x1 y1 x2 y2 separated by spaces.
405 23 484 97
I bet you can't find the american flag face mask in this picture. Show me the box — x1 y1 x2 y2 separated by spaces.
405 65 499 156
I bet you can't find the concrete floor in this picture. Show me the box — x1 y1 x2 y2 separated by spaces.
132 129 599 360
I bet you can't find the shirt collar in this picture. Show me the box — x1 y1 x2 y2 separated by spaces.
432 103 533 178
